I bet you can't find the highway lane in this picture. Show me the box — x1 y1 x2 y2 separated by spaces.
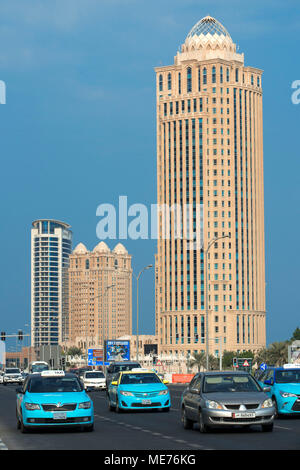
0 384 300 450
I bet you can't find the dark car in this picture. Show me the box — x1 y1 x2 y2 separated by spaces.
181 371 275 433
105 362 141 390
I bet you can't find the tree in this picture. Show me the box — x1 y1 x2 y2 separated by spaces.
291 328 300 342
189 352 206 372
66 346 83 357
267 342 289 366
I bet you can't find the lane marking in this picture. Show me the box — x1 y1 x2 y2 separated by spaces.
94 413 210 450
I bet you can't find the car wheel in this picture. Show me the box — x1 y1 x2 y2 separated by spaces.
272 397 279 418
83 423 94 432
20 416 28 434
181 407 193 430
198 410 209 433
115 398 122 413
261 423 273 432
108 397 115 411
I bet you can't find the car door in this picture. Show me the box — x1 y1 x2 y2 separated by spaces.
261 369 274 397
109 373 120 404
16 377 28 418
183 375 202 420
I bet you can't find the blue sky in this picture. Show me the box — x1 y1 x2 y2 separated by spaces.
0 0 299 351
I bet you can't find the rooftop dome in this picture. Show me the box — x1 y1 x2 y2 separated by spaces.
73 242 88 254
186 16 231 40
113 243 128 255
175 15 243 65
93 241 110 253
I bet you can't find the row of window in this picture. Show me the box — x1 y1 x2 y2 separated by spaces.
158 67 261 93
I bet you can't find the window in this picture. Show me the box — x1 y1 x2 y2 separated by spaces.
187 67 192 92
212 66 216 83
203 68 207 85
159 74 163 92
168 72 172 90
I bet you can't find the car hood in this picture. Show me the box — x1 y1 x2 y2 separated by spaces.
202 391 267 404
275 383 300 393
118 383 167 393
24 391 90 404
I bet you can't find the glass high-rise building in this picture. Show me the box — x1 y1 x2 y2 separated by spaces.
31 219 72 346
155 16 266 357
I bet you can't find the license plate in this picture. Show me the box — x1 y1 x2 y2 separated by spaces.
52 412 67 420
142 399 152 405
232 412 256 419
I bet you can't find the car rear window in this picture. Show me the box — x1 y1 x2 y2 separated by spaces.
203 374 261 393
85 372 105 379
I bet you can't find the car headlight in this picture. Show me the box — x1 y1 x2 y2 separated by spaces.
78 401 92 409
158 390 169 395
279 391 298 398
25 403 41 410
206 400 223 410
120 391 134 396
261 398 273 408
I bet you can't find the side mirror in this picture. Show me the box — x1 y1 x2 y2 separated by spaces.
264 379 273 386
16 387 23 394
111 381 118 386
263 386 271 393
163 380 169 384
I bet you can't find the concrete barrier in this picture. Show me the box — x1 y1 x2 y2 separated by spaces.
172 373 195 384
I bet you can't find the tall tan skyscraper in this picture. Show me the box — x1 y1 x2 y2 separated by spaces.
155 16 266 358
68 242 132 350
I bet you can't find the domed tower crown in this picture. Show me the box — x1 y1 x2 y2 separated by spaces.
175 15 244 65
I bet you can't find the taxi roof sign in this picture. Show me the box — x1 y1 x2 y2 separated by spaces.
41 370 65 377
283 363 300 369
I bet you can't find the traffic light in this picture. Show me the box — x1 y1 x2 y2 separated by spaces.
18 330 23 341
0 331 5 341
61 357 66 368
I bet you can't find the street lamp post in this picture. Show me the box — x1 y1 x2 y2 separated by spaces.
205 234 230 371
133 265 153 362
102 284 114 367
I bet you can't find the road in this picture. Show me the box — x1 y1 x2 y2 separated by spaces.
0 383 299 450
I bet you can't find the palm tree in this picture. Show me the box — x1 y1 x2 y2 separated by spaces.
189 352 206 372
267 342 288 366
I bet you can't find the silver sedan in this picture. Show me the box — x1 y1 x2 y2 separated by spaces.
181 371 275 432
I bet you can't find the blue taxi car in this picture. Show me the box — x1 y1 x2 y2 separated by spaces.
257 365 300 416
16 370 94 432
107 369 171 412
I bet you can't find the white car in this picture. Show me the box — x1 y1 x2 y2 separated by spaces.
3 368 23 385
82 371 106 391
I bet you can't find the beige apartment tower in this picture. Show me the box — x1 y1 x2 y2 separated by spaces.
68 242 132 350
155 16 266 357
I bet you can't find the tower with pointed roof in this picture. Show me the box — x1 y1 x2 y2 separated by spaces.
155 16 266 358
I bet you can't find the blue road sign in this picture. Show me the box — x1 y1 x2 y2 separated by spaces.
260 362 267 371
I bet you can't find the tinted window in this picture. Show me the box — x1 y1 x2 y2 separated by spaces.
114 364 141 373
5 368 20 374
28 377 83 393
120 373 161 385
85 372 104 379
203 374 261 393
275 370 300 384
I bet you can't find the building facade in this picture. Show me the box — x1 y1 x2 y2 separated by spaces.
31 219 73 347
68 242 132 351
155 16 266 357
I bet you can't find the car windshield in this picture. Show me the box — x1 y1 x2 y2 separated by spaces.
110 364 141 373
5 368 20 374
275 370 300 384
203 374 261 393
31 364 49 373
28 377 82 393
120 373 161 385
85 372 104 379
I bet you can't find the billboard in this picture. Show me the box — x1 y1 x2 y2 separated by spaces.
105 340 130 362
88 348 104 366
